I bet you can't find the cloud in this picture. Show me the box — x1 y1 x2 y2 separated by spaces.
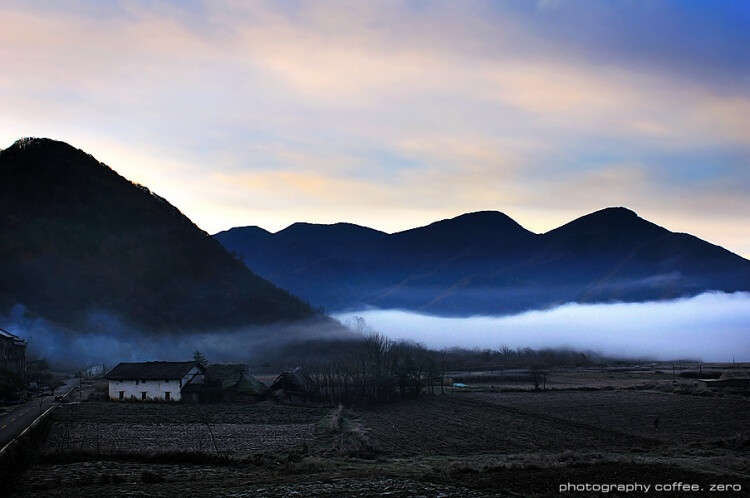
334 292 750 362
0 1 748 256
9 291 747 368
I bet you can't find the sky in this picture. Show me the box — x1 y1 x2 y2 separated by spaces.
1 0 749 257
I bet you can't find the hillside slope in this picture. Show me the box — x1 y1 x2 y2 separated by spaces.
0 138 314 332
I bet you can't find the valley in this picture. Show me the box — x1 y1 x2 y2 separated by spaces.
6 366 750 497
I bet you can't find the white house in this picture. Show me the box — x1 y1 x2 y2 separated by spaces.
104 361 205 401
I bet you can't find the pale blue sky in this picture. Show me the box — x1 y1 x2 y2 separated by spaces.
1 0 748 256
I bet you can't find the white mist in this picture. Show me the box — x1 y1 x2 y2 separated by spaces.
334 292 750 362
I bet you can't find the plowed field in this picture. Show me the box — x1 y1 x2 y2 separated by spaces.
362 394 659 455
467 390 750 444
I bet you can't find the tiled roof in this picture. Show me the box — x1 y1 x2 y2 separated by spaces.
0 327 27 344
104 361 204 380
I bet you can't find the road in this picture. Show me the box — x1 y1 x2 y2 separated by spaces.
0 378 79 451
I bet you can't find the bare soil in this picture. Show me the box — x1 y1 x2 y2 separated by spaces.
16 461 492 497
55 399 329 424
466 390 750 445
44 422 315 456
362 394 658 455
11 375 750 497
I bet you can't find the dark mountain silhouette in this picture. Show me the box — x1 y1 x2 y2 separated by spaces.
216 207 750 315
0 138 315 332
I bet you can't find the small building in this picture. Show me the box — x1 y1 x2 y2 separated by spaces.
0 327 27 380
204 364 268 402
269 367 318 400
104 361 205 401
697 371 750 390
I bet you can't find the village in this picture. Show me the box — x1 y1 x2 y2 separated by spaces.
2 326 750 496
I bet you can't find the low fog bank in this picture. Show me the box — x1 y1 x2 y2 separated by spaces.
4 291 747 369
1 304 353 370
334 292 750 362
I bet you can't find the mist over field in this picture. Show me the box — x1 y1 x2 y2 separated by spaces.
335 292 750 362
1 304 350 370
3 292 747 369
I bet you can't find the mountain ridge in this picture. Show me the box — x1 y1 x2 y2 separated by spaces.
216 207 750 315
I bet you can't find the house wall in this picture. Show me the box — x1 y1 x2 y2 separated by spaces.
108 367 204 401
0 336 26 380
108 378 181 401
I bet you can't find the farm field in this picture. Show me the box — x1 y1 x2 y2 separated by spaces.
361 395 657 455
44 422 316 455
41 400 326 457
447 363 726 390
466 390 750 445
18 462 493 497
52 399 330 425
15 459 748 498
9 378 750 497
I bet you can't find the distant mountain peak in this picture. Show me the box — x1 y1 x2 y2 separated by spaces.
219 225 272 236
273 221 387 253
450 210 527 227
396 210 534 238
587 206 638 219
216 206 750 315
544 206 666 238
602 205 634 213
281 221 383 234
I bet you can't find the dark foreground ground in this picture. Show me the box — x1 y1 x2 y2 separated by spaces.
7 369 750 497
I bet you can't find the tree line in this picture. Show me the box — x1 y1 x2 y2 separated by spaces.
252 332 617 406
